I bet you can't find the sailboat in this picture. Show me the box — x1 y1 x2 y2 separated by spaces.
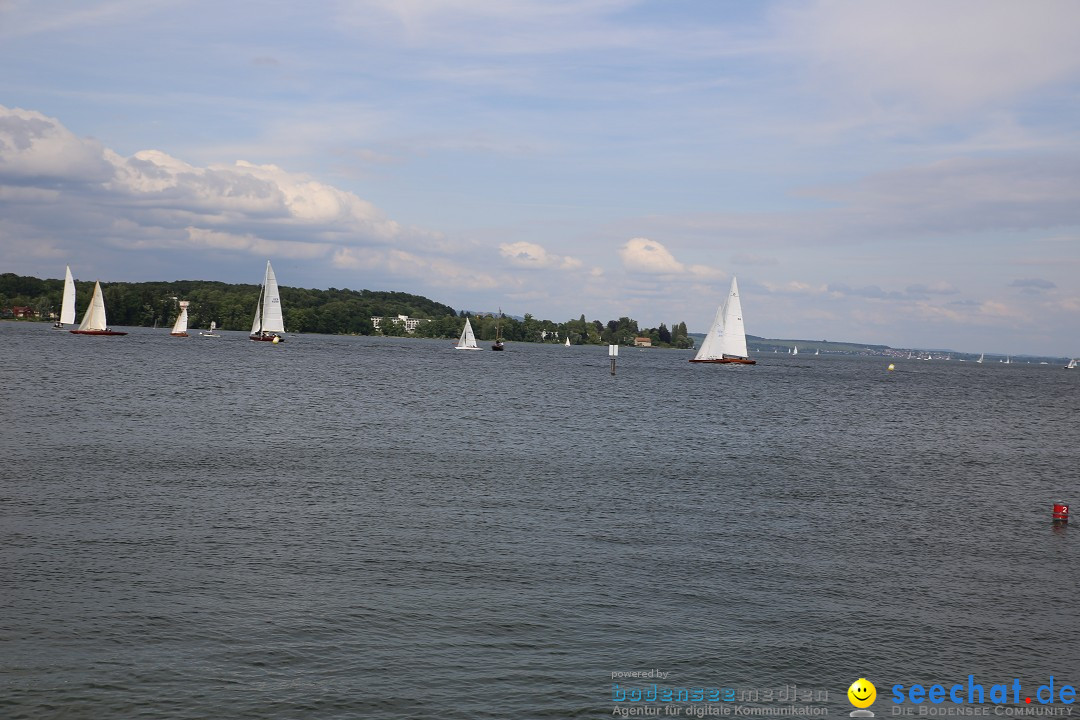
455 317 481 350
491 309 505 351
976 353 984 364
564 336 571 347
249 260 285 342
1067 359 1076 369
69 281 127 336
200 321 221 338
170 301 190 337
793 345 799 355
815 349 819 356
689 276 756 364
53 266 76 330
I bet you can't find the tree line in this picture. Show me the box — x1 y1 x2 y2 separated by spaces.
0 272 693 348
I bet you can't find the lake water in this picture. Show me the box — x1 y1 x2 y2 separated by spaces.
2 322 1077 719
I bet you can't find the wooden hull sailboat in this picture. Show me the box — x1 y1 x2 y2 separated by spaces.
69 281 127 336
249 261 285 342
200 321 221 338
170 301 190 337
491 309 504 350
455 317 481 350
53 265 76 330
689 276 756 365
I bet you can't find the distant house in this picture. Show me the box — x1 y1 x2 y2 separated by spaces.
370 315 430 333
634 336 652 347
11 306 36 319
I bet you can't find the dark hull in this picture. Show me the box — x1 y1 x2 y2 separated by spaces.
69 329 128 336
689 357 756 365
170 332 189 337
491 343 504 351
249 333 284 342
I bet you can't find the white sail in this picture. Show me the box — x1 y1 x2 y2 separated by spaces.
171 302 189 335
250 283 264 334
792 345 798 355
77 281 108 332
691 278 751 362
721 277 749 358
565 336 570 346
1068 359 1076 369
976 353 984 364
455 317 480 349
210 321 216 331
693 276 751 361
60 266 76 325
693 300 727 361
261 261 285 333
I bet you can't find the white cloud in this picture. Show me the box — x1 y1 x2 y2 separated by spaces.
0 106 113 182
618 237 721 277
498 241 581 269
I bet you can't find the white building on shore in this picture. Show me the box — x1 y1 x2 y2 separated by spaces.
370 315 430 333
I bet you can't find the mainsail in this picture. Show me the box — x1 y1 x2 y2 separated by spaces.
77 282 108 332
60 266 76 325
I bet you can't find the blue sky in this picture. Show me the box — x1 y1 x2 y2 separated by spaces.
2 0 1079 356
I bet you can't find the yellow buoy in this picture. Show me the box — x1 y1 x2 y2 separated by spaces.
887 363 895 371
272 336 280 344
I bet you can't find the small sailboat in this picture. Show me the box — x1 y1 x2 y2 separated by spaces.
200 321 221 338
53 266 76 330
815 348 819 356
170 301 190 337
793 345 798 355
689 276 756 364
249 260 285 342
976 353 984 364
455 317 481 350
491 309 505 351
69 281 127 336
1067 359 1076 369
565 335 571 347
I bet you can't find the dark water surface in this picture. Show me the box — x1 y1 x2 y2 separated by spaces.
2 322 1077 719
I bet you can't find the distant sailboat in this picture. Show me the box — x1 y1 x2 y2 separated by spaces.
793 345 798 356
976 353 984 364
249 260 285 342
170 301 190 337
565 335 571 347
815 348 819 356
689 276 756 365
1067 358 1076 369
491 309 505 351
69 281 127 336
455 317 481 350
53 266 76 330
200 320 221 338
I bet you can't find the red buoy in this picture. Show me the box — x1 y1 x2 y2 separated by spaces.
1052 502 1069 523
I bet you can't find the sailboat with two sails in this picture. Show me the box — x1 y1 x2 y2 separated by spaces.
249 261 285 343
455 317 481 350
70 281 127 336
689 277 755 365
170 301 190 337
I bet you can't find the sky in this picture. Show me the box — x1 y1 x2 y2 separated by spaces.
1 0 1078 356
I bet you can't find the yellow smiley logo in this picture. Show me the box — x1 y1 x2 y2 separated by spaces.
848 678 876 708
